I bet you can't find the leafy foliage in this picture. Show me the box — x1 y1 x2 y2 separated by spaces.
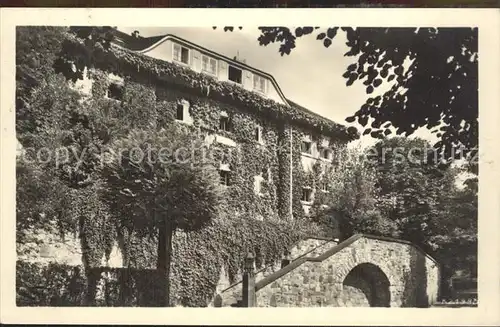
16 261 166 307
16 159 75 247
18 26 476 307
370 137 459 249
16 27 68 115
311 136 477 284
312 144 399 239
100 127 222 232
16 261 86 306
431 173 478 281
56 27 357 140
99 126 223 305
221 26 478 161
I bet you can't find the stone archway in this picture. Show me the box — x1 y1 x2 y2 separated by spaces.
339 262 391 307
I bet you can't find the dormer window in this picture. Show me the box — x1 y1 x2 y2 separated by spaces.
173 43 190 65
253 75 267 93
228 66 242 84
301 141 312 155
202 55 217 75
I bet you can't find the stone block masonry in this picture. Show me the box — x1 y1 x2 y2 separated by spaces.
255 234 440 307
214 237 338 306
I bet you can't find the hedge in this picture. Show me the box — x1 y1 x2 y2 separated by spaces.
16 261 165 307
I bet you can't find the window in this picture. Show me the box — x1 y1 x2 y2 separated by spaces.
175 100 191 123
228 66 242 84
254 174 264 195
219 116 230 132
176 103 184 121
253 74 267 93
202 55 217 75
321 181 329 192
254 168 269 196
301 188 312 202
255 125 262 143
301 141 312 154
320 148 331 160
107 83 124 101
173 43 190 65
219 170 230 186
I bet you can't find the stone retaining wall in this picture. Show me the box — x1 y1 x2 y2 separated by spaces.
214 237 338 306
255 235 439 307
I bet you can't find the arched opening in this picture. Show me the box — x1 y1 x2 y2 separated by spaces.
341 263 391 307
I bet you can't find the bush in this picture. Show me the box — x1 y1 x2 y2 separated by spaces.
16 261 86 306
16 261 165 307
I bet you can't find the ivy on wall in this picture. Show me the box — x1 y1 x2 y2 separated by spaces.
59 32 359 141
56 67 323 306
17 27 351 307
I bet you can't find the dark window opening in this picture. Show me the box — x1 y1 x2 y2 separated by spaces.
173 43 190 65
219 170 230 186
176 103 184 120
107 83 124 101
301 141 312 154
255 126 262 142
219 116 231 132
228 66 242 84
180 47 189 64
321 148 331 159
301 188 312 202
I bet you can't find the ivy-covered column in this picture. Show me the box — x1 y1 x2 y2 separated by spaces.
277 123 293 221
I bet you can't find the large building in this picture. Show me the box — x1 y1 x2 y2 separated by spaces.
95 29 358 220
16 28 441 308
20 27 357 268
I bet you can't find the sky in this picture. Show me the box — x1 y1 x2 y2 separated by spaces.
117 26 438 148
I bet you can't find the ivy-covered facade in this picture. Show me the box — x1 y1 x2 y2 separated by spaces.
91 30 357 222
17 27 358 307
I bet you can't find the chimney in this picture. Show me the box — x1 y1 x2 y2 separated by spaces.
233 51 246 64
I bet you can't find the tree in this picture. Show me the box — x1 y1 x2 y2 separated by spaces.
368 136 478 292
431 171 478 279
312 144 399 239
100 126 223 306
314 136 476 281
16 27 68 116
219 27 478 162
16 157 75 250
16 27 90 252
16 26 137 269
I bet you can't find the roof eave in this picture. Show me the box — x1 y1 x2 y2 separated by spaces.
130 34 291 107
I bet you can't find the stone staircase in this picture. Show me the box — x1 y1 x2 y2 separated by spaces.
215 234 440 307
214 237 338 307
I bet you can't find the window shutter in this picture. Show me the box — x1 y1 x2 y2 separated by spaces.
191 50 201 71
245 71 253 89
173 43 181 61
218 60 228 81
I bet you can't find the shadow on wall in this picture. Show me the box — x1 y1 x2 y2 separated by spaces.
342 263 390 307
402 250 428 307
